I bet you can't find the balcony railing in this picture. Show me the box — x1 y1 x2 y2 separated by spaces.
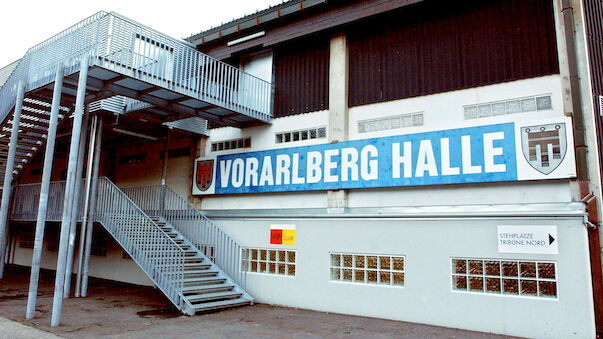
0 11 273 130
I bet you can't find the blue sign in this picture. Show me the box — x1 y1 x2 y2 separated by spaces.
207 123 517 194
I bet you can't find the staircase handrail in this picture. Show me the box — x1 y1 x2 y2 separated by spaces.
96 177 185 310
122 184 248 289
0 10 273 133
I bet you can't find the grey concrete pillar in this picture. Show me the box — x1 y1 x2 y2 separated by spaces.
26 63 64 319
0 80 25 279
160 129 170 215
51 54 89 327
81 117 102 297
75 115 97 297
63 107 89 297
327 32 349 209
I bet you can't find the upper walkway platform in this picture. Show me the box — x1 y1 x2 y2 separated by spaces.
0 11 273 186
0 11 273 131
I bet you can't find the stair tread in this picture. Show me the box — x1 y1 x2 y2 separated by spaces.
185 291 242 303
191 298 251 311
182 283 234 292
177 276 225 283
157 263 209 268
183 269 218 275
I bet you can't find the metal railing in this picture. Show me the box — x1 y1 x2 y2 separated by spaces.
0 10 273 130
122 185 248 289
96 178 184 310
11 180 84 222
9 178 186 311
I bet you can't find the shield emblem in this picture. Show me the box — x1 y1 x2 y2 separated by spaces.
521 123 567 175
195 159 214 191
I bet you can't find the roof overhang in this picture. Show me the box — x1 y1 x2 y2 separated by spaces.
188 0 424 60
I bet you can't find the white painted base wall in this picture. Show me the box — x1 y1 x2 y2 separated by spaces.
212 216 594 339
11 236 153 287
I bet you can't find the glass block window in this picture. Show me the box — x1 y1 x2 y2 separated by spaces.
243 248 296 276
464 95 552 120
276 127 326 144
358 113 424 134
211 137 251 152
330 253 405 286
451 258 557 298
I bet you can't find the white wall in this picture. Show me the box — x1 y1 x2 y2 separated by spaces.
213 215 594 339
12 230 153 287
348 75 564 140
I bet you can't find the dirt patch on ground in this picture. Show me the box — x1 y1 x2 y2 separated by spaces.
0 265 516 338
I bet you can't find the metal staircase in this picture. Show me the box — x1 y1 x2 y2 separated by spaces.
150 216 252 313
0 11 266 314
95 178 252 315
121 184 250 293
0 97 70 191
10 178 252 315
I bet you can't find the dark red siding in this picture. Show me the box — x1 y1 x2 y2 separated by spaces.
583 0 603 187
348 0 560 107
273 35 329 118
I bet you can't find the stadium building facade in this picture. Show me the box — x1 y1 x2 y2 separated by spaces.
1 0 603 337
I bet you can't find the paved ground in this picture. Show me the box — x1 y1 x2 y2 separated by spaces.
0 265 517 339
0 317 62 339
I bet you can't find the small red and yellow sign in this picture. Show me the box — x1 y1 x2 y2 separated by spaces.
270 224 295 245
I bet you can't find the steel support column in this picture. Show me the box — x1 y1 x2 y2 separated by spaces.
0 80 25 279
63 107 89 297
51 54 89 327
160 129 170 215
26 63 64 319
75 115 97 297
81 117 102 297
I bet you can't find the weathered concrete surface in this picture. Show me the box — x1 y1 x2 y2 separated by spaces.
0 317 63 339
0 265 518 338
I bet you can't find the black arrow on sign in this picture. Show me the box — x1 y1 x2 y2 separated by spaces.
549 234 556 245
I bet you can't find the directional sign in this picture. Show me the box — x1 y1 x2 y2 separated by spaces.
497 225 558 255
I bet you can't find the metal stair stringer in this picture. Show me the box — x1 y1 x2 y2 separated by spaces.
95 177 251 315
95 177 191 315
122 184 254 313
0 96 71 193
149 216 253 313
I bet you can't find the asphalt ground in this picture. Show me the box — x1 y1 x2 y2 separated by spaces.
0 265 517 339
